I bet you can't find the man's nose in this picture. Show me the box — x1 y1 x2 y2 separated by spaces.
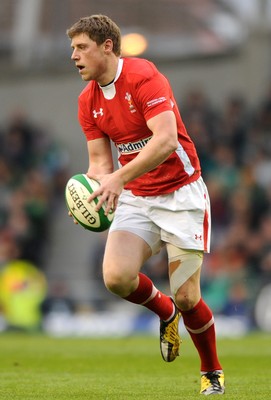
71 49 78 60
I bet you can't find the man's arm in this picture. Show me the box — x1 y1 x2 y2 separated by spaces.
86 136 114 176
115 110 178 184
68 136 114 223
88 110 178 214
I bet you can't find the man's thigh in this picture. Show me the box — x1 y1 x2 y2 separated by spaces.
103 230 153 279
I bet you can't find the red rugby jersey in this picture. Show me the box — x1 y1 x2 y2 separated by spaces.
78 57 201 196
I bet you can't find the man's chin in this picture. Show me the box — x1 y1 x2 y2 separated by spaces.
81 75 91 81
79 70 90 81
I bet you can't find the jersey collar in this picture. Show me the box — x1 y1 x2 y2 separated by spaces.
99 58 123 100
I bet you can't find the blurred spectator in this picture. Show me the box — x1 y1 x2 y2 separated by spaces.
217 95 250 167
41 280 76 317
179 87 219 176
0 259 47 331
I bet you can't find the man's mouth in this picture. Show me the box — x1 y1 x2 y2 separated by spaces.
76 65 85 72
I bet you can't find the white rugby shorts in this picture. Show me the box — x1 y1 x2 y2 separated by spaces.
109 177 211 254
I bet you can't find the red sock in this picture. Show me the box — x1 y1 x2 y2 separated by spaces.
181 298 222 372
124 273 174 321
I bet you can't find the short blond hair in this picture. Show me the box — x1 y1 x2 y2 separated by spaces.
67 14 121 56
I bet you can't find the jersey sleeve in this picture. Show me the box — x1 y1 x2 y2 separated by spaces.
134 68 174 121
78 89 106 141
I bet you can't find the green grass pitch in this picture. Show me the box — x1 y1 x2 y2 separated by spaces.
0 332 270 399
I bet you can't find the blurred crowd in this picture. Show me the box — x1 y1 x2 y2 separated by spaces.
0 111 69 331
0 111 69 269
0 83 271 332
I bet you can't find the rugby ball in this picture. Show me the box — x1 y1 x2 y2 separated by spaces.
65 174 114 232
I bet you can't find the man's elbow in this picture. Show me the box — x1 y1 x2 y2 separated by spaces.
167 137 179 154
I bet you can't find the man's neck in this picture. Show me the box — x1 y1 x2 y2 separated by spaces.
99 56 120 86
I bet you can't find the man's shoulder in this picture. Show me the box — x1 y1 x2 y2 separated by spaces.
123 57 158 81
79 81 96 100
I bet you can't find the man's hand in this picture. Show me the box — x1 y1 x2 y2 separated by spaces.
87 172 124 215
68 210 78 224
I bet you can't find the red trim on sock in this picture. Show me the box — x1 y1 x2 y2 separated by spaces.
124 273 174 320
181 298 222 372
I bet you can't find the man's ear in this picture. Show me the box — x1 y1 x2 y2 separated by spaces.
104 39 114 53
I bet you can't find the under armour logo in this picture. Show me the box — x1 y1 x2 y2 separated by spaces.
93 108 104 118
195 234 202 240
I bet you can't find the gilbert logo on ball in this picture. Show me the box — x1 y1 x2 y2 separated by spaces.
65 174 114 232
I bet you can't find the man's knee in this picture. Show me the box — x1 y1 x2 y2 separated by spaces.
103 268 124 294
175 284 200 311
167 245 203 310
103 264 138 297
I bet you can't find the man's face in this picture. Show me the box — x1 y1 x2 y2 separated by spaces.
70 33 106 82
